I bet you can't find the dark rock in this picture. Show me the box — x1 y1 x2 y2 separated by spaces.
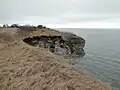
23 32 85 57
11 24 21 28
37 25 43 29
37 25 46 29
49 45 55 53
61 32 85 56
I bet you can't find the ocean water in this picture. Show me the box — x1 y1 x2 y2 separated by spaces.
58 28 120 90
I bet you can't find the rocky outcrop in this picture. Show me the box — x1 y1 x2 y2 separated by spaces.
61 32 85 57
23 32 85 57
11 24 21 28
37 25 46 29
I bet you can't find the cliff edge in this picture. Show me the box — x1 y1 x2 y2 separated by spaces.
0 27 111 90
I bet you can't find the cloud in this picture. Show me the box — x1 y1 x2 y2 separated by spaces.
0 0 120 28
46 18 120 28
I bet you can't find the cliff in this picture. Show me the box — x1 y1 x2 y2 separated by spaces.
0 27 111 90
23 31 85 58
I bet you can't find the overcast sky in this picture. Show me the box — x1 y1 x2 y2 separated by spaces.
0 0 120 28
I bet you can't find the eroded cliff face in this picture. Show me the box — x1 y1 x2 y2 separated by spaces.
23 32 85 57
61 32 85 57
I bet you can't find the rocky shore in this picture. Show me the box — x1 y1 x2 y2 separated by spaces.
0 27 112 90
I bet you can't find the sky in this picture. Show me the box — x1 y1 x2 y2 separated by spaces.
0 0 120 28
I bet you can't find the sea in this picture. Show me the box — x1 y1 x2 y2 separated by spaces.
58 28 120 90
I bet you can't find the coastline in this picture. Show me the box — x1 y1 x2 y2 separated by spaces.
0 27 112 90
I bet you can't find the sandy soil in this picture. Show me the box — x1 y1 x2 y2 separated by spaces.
0 28 112 90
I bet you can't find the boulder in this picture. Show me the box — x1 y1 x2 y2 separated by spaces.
11 24 21 28
37 25 43 29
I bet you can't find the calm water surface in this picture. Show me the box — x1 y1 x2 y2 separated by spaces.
59 28 120 90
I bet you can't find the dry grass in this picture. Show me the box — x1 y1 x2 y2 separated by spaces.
0 28 112 90
30 28 61 36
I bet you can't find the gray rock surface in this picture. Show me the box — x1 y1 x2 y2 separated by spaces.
61 32 85 57
23 32 85 57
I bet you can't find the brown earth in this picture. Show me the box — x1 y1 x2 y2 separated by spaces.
0 28 112 90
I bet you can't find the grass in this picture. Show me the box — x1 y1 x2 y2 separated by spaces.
0 28 112 90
